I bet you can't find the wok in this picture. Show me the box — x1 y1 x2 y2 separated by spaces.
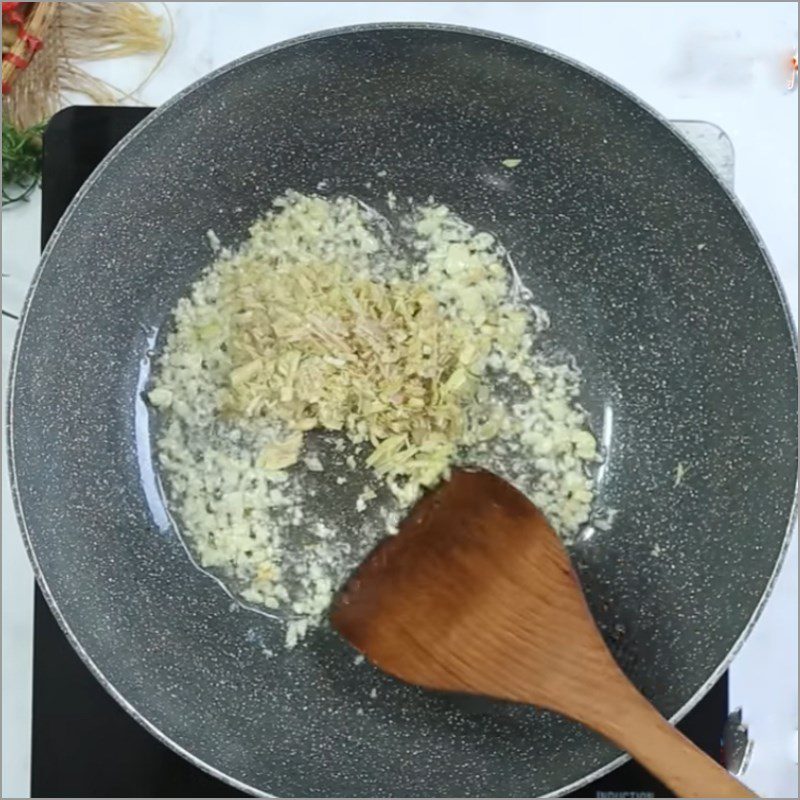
8 24 798 797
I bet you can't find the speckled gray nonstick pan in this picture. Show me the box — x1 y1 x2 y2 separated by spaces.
8 23 798 797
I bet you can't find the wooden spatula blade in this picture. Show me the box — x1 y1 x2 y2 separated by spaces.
332 468 612 705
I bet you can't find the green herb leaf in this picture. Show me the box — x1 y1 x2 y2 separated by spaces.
3 120 45 206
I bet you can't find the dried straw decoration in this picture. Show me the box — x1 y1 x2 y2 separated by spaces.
3 2 171 129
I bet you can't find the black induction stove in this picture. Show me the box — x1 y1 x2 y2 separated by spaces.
33 105 729 798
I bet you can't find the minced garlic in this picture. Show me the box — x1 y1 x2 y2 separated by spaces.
150 191 601 649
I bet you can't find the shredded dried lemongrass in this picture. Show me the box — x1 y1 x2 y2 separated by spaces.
218 253 524 496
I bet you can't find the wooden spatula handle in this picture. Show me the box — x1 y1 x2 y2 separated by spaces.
586 681 756 798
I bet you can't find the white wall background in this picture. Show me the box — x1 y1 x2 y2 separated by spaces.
3 3 797 797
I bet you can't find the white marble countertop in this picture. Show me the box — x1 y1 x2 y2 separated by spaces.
2 3 797 797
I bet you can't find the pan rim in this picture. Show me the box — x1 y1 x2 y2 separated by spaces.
7 21 798 798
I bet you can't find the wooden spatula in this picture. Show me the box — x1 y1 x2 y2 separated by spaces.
331 468 756 798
